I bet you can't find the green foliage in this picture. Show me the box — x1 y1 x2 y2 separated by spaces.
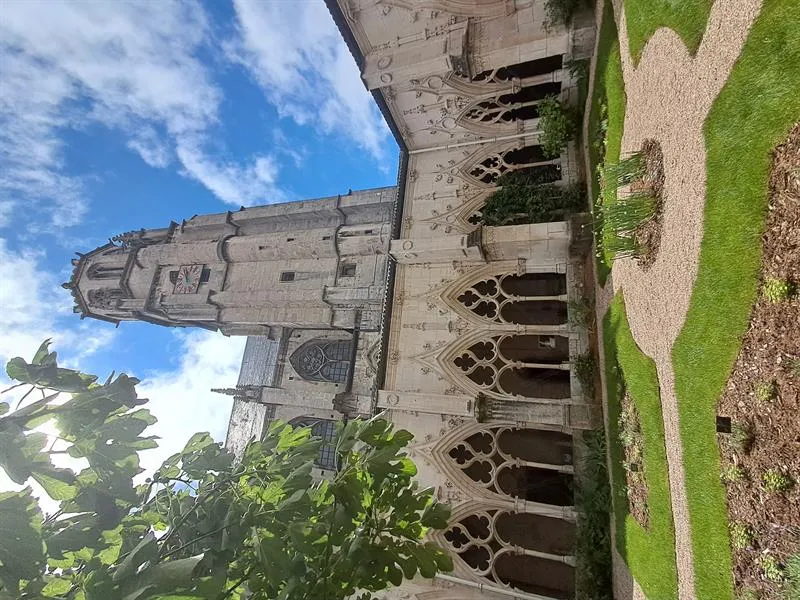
573 353 597 399
481 170 584 226
623 0 712 65
788 357 800 378
736 589 760 600
761 469 794 493
786 553 800 600
728 522 753 550
544 0 588 28
596 154 655 261
762 277 794 303
720 464 744 484
760 555 785 583
588 0 626 284
574 430 613 600
0 341 452 600
729 422 755 454
568 296 594 330
755 379 778 403
537 95 579 158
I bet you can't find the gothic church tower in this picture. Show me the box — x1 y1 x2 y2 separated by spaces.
63 187 396 335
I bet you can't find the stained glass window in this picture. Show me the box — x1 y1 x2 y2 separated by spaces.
290 338 352 383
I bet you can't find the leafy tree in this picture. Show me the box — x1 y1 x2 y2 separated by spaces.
0 341 452 600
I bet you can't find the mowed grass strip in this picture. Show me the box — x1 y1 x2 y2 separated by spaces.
604 293 678 600
672 1 800 599
587 0 626 285
622 0 712 65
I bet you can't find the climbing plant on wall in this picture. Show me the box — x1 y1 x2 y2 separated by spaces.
481 170 584 226
0 341 452 600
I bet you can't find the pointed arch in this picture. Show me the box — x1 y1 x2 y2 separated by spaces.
428 500 576 599
434 141 562 189
289 338 353 383
412 329 572 401
420 188 494 234
438 264 569 328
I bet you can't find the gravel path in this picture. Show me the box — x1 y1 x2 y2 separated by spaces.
607 0 763 598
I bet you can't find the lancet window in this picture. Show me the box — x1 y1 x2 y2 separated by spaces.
289 417 338 471
289 338 352 384
443 508 576 599
87 264 124 280
453 335 571 399
456 272 568 326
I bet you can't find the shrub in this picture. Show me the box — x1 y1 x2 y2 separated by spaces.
760 554 785 583
762 277 794 302
755 379 778 403
787 356 800 377
729 422 755 454
721 463 744 484
598 191 656 259
761 469 794 493
575 430 613 600
602 152 647 188
544 0 587 28
537 95 579 158
729 522 753 550
482 173 584 226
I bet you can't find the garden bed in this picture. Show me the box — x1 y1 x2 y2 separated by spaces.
618 393 650 529
631 139 664 270
717 123 800 598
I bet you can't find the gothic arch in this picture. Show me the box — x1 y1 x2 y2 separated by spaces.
289 338 352 383
413 421 576 517
434 141 561 189
438 263 569 328
420 188 493 234
413 329 572 401
430 501 576 599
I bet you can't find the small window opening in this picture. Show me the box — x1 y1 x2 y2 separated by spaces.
169 271 179 284
200 268 211 284
339 263 356 278
280 271 296 282
364 229 374 235
322 235 331 241
287 237 295 242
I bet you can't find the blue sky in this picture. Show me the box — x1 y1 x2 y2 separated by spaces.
0 0 398 479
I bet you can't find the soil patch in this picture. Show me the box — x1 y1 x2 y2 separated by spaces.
633 139 665 270
619 393 650 529
716 123 800 598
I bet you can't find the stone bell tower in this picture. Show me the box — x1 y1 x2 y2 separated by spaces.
63 187 397 335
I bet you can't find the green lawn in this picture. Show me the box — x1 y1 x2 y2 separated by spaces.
622 0 713 64
671 1 800 598
587 0 626 285
604 294 678 600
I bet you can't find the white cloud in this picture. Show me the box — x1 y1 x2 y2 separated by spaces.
229 0 391 160
176 137 285 206
0 0 286 225
0 238 113 369
137 330 246 474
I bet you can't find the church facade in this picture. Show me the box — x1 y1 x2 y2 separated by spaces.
64 1 597 598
